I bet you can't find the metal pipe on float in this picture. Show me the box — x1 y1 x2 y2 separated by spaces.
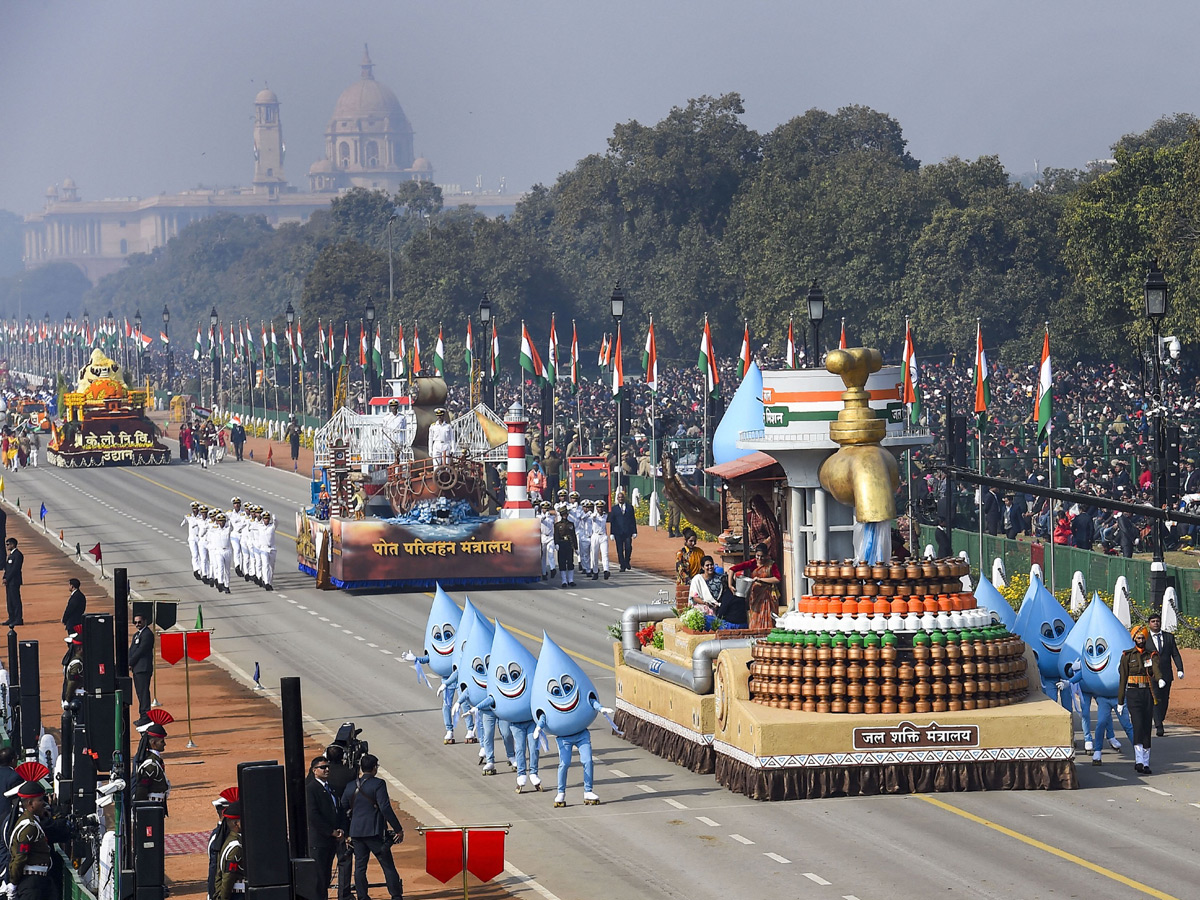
619 604 754 695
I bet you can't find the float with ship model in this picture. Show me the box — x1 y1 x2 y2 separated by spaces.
295 370 542 590
48 349 171 467
613 347 1074 800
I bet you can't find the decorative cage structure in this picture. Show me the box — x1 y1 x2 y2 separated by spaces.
314 406 414 468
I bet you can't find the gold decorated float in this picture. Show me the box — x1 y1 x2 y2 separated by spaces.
48 349 171 467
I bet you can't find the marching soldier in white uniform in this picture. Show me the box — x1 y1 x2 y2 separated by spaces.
576 500 595 578
209 512 233 594
538 502 558 581
260 511 277 591
590 500 611 580
183 502 202 580
228 498 245 577
196 507 213 586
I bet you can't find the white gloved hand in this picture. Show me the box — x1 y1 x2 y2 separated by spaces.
1158 679 1166 688
1055 681 1066 693
400 651 416 662
631 534 637 539
532 725 542 742
61 701 69 710
599 706 614 717
451 701 461 717
1117 704 1124 715
470 706 481 716
1178 671 1184 680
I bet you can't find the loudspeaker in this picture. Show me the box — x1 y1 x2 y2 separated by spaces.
950 416 969 468
291 858 321 900
71 737 96 817
84 694 117 773
246 887 291 900
18 641 39 752
239 763 290 886
83 613 116 695
132 801 165 897
114 568 128 608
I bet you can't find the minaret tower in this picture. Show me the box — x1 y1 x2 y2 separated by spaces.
252 85 287 197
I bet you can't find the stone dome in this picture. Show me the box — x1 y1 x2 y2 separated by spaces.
332 45 408 125
255 87 279 104
62 176 77 189
308 158 335 174
412 157 432 172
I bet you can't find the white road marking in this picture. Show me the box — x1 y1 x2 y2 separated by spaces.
285 599 296 604
379 649 391 655
844 895 863 900
1097 771 1125 781
662 798 687 810
367 642 379 648
1141 786 1172 796
597 602 611 608
637 785 656 794
764 853 790 864
297 605 307 610
696 816 719 827
1189 802 1200 810
804 873 832 886
308 610 318 616
319 617 329 622
730 834 754 845
342 629 352 634
583 597 595 602
609 769 630 778
354 636 365 641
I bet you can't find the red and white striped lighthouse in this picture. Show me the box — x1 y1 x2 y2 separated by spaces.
502 401 534 518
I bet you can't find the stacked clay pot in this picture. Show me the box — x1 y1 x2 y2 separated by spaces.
747 625 1029 714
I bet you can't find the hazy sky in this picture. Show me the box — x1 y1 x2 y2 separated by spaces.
3 0 1199 215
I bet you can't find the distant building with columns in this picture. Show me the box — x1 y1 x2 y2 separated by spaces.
22 46 515 284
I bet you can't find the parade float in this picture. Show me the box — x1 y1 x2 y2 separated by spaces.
48 349 171 467
613 348 1075 800
295 375 541 590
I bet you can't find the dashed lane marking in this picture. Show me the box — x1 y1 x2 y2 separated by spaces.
696 816 719 827
764 853 790 864
730 834 754 845
1141 786 1172 797
662 799 687 810
637 785 656 794
803 873 832 886
1097 772 1125 781
609 769 629 778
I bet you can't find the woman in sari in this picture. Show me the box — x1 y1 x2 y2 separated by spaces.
726 543 782 631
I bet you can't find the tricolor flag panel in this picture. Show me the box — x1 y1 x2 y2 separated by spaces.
1036 327 1051 441
569 320 579 395
372 324 383 375
489 322 499 378
519 322 545 383
546 315 559 384
193 325 202 361
464 321 474 369
342 324 349 366
785 320 796 369
285 322 296 364
396 323 407 377
901 318 921 425
611 324 623 399
839 319 847 349
737 322 751 380
698 316 719 398
433 326 445 377
643 317 658 393
270 323 278 364
973 322 990 433
359 323 368 367
412 324 421 373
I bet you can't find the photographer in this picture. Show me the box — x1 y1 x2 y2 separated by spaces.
340 755 403 900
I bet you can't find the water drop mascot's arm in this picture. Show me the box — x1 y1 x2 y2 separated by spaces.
1118 624 1164 775
488 623 542 793
531 633 616 808
456 610 515 775
1012 574 1072 710
1062 592 1135 765
400 585 466 744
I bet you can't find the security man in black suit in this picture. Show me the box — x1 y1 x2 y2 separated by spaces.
607 488 638 572
1148 612 1185 736
306 756 346 897
325 745 355 900
341 754 403 900
3 538 23 626
129 613 155 726
61 578 86 635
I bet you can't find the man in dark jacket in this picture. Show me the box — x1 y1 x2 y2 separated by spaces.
306 756 346 897
607 488 638 572
2 538 22 626
1148 613 1185 736
341 754 403 900
324 745 355 900
982 487 1002 536
61 578 86 635
129 613 155 725
229 421 247 462
934 519 952 559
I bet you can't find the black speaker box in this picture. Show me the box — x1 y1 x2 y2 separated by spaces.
84 694 117 773
239 763 291 886
292 858 321 900
83 613 116 695
18 641 39 751
246 887 291 900
132 802 165 887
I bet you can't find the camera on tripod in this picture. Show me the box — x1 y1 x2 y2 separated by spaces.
332 722 369 772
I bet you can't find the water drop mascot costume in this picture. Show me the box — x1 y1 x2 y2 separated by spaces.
486 623 542 793
453 608 516 775
1012 574 1072 709
1062 592 1135 764
400 585 475 744
531 633 616 807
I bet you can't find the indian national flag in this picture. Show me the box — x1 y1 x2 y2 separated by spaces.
698 315 719 398
490 322 499 378
974 322 990 433
341 323 349 366
464 321 473 370
611 324 624 399
569 320 579 394
270 323 278 364
412 324 421 373
396 323 407 377
359 323 368 367
786 319 796 368
519 321 545 383
285 322 295 364
643 316 658 392
839 319 847 349
736 321 751 379
193 324 202 361
433 325 445 376
1036 326 1052 441
296 320 306 368
372 324 383 375
317 321 326 367
546 314 559 384
901 318 921 425
598 333 609 368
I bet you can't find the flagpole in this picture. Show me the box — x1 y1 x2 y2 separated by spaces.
1047 418 1054 592
651 388 658 530
183 633 196 748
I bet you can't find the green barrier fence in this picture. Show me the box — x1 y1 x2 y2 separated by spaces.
919 525 1200 618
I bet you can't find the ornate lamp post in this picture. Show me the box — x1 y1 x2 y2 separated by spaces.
365 297 377 401
285 301 295 415
806 282 825 368
1144 261 1169 614
478 294 493 408
44 312 52 382
162 304 172 393
610 283 625 491
133 308 142 382
64 311 73 376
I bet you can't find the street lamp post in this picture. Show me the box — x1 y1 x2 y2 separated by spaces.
44 312 52 383
285 301 295 415
478 295 493 408
162 304 172 395
365 298 377 403
1144 261 1169 615
133 309 142 383
64 312 73 377
610 283 625 492
806 282 826 369
210 307 220 413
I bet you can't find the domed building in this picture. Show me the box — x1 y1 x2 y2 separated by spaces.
308 45 432 193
